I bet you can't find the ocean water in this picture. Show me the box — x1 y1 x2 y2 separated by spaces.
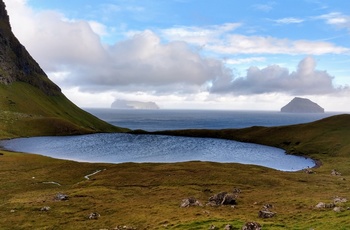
86 109 339 131
2 109 338 171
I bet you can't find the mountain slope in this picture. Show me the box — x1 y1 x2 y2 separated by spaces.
153 114 350 160
0 1 127 138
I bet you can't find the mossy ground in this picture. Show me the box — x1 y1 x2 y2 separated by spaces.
1 114 350 229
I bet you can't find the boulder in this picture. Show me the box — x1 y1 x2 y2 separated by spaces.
40 206 51 212
331 169 341 176
207 192 237 206
242 222 262 230
315 202 335 209
258 210 276 218
334 197 347 204
180 197 202 208
88 212 100 220
55 193 68 201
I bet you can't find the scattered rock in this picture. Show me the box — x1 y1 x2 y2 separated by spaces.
331 169 341 176
55 193 69 201
333 207 343 212
262 203 273 210
325 203 336 209
304 168 315 174
242 222 262 230
207 192 237 206
208 225 217 229
224 224 233 230
40 206 51 212
233 187 241 194
88 212 100 220
315 202 335 209
315 202 325 208
114 226 137 230
258 210 276 218
333 197 347 204
180 197 202 208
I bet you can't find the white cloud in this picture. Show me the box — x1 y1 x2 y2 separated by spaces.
316 12 350 31
211 56 348 95
161 23 241 46
274 17 304 24
208 35 349 55
225 57 266 65
252 3 274 12
161 25 349 55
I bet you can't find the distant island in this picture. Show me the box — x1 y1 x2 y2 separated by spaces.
281 97 324 113
111 99 159 110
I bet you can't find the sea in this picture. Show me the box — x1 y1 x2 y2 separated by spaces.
86 109 339 131
1 109 342 171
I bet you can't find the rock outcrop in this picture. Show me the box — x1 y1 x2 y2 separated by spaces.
0 0 60 95
281 97 324 113
0 0 124 137
111 99 159 110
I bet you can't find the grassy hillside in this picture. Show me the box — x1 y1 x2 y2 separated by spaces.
0 82 128 138
152 114 350 160
1 114 350 229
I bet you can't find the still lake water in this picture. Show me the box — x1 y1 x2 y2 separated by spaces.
1 110 339 171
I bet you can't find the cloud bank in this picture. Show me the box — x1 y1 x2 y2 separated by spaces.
4 0 349 105
211 56 346 95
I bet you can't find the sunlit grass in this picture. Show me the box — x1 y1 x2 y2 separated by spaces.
1 114 350 229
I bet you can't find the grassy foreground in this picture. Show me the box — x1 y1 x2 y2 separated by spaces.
1 114 350 229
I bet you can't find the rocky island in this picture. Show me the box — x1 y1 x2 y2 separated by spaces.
111 99 159 110
281 97 324 113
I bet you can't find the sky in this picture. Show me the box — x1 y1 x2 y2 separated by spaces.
3 0 350 111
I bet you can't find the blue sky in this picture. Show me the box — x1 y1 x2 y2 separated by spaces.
4 0 350 111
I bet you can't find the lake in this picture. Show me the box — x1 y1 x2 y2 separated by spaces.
1 132 315 171
1 110 336 171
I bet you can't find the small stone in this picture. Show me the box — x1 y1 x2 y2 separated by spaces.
315 202 325 208
333 207 342 212
55 193 69 201
40 206 51 211
331 169 341 176
258 210 276 218
208 225 217 229
224 224 233 230
334 197 347 203
263 203 273 210
10 210 15 213
88 212 100 220
180 197 202 208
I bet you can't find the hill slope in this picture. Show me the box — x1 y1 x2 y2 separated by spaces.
152 114 350 162
0 1 127 138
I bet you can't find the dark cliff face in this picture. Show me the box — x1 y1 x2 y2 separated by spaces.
0 0 61 95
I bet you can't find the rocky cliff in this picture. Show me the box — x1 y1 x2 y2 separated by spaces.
281 97 324 113
0 0 126 137
0 0 60 95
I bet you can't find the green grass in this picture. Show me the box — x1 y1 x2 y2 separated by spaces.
0 82 129 138
1 111 350 229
